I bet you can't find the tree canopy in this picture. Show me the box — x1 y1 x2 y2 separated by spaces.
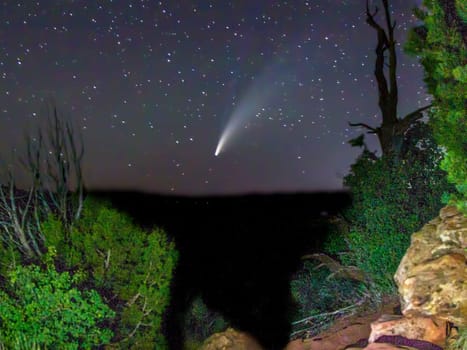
405 0 467 212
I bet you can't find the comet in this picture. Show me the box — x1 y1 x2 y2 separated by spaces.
214 113 244 156
214 134 226 156
214 64 286 157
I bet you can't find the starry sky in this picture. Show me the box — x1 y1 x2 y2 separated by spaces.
0 0 430 195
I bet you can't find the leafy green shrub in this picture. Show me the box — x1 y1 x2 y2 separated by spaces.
405 0 467 212
0 248 114 349
290 260 366 319
448 326 467 350
289 259 369 338
0 243 21 279
0 334 43 350
183 295 228 345
340 228 410 292
41 196 178 349
326 123 452 294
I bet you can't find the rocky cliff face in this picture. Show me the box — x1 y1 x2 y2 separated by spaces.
341 205 466 349
394 206 467 326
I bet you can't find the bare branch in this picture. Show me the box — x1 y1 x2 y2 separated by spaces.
348 122 378 134
105 249 111 270
0 97 85 260
382 0 394 39
366 0 389 47
403 104 432 121
0 171 43 258
302 253 367 283
123 295 153 341
382 0 398 110
366 0 379 20
366 0 393 126
395 104 432 134
34 98 85 226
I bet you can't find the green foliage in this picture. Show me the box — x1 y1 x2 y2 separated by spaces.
348 134 366 148
41 196 178 349
0 243 20 279
0 248 114 349
183 340 203 350
290 260 367 320
339 228 409 292
405 0 467 212
0 333 43 350
457 1 467 20
326 123 452 293
183 296 228 345
448 326 467 350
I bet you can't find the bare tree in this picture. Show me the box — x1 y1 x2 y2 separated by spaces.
27 99 85 226
0 98 85 259
349 0 432 157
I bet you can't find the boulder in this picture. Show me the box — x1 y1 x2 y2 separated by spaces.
199 328 263 350
368 314 446 346
394 206 467 326
286 322 371 350
345 344 417 350
346 336 443 350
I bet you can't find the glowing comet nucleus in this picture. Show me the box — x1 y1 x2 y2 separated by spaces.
214 64 286 157
214 116 243 156
214 134 226 156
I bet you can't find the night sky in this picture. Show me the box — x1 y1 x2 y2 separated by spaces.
0 0 429 195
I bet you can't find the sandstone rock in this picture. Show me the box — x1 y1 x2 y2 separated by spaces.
374 336 443 350
368 314 446 346
344 343 419 350
394 206 467 326
346 336 443 349
199 328 263 350
299 322 370 350
362 343 417 350
366 344 411 350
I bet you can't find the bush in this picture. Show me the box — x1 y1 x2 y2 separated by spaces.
0 243 21 279
0 248 114 349
183 295 228 345
290 260 367 320
289 258 370 338
338 228 410 292
405 0 467 212
0 334 43 350
448 326 467 350
326 123 452 294
41 196 178 349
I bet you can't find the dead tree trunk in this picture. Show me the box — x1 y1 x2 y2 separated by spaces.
349 0 431 157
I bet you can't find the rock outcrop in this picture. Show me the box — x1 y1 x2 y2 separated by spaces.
368 314 446 346
199 328 263 350
320 205 466 350
346 343 418 350
394 205 467 326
